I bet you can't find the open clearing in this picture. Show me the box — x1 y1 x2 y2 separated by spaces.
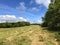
0 25 59 45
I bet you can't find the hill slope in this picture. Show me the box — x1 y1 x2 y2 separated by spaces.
0 25 59 45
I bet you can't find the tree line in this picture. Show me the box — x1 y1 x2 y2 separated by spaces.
42 0 60 30
0 22 30 28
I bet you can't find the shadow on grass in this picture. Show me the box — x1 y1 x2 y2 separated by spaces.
41 26 60 32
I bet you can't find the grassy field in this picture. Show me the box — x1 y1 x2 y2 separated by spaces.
0 25 60 45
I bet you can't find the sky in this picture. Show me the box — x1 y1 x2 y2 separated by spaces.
0 0 51 23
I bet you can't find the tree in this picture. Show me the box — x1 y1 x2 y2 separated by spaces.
0 22 30 28
42 0 60 30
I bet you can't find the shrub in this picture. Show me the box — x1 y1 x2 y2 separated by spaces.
0 22 30 28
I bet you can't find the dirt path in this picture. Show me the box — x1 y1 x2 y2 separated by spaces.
31 33 44 45
30 26 59 45
30 32 58 45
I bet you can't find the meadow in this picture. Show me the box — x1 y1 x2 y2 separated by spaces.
0 25 60 45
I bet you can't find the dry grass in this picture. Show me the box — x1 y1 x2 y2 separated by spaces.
0 25 59 45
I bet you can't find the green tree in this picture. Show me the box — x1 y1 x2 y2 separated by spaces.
42 0 60 30
0 22 30 28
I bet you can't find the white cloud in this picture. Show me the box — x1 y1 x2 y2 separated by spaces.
16 2 40 12
37 20 42 23
35 0 51 8
16 2 26 11
29 7 39 12
0 15 28 23
18 17 27 22
16 0 50 12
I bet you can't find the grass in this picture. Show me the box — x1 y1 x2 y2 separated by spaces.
0 25 60 45
15 36 31 45
45 41 55 45
51 32 60 45
39 35 44 42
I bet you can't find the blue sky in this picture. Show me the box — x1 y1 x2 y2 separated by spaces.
0 0 51 23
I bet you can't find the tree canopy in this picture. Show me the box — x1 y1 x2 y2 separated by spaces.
42 0 60 30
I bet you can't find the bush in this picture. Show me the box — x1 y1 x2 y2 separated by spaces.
0 22 30 28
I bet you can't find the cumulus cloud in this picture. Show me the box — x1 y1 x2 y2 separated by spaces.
0 15 28 23
35 0 51 8
16 2 26 11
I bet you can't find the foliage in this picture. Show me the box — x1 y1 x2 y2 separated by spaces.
0 22 30 28
42 0 60 30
